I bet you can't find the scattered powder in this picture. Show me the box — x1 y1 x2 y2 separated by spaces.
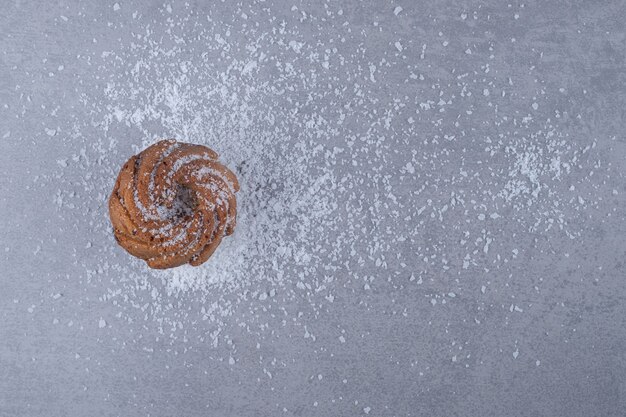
39 2 606 384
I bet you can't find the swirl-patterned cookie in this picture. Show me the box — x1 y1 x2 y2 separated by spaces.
108 139 239 269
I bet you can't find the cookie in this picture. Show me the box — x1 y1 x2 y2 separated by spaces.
108 139 239 269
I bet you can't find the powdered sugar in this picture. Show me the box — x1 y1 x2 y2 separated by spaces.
2 1 624 414
50 2 605 370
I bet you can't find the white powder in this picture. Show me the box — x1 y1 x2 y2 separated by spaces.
74 10 346 347
49 4 602 361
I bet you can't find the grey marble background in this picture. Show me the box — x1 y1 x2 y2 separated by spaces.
1 1 626 416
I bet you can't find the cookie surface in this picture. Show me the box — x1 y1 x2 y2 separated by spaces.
108 139 239 269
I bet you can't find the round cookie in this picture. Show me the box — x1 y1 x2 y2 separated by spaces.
108 139 239 269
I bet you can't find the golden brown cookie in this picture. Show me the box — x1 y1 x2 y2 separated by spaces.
108 139 239 269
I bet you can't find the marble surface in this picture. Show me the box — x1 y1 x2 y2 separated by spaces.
1 1 625 416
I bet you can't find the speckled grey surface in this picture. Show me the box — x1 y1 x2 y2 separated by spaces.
1 1 626 416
